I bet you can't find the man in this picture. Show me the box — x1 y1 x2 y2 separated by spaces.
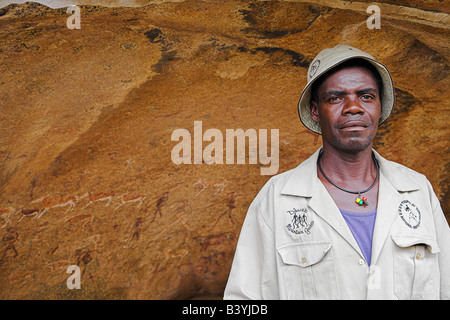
224 45 450 300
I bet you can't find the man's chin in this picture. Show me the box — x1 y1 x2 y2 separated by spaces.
329 135 374 154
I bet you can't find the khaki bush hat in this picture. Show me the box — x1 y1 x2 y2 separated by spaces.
298 44 395 134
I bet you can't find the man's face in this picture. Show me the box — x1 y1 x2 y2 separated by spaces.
310 66 382 154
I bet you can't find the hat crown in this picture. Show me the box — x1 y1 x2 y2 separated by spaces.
307 45 375 82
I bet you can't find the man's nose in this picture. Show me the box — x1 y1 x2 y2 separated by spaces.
342 96 365 115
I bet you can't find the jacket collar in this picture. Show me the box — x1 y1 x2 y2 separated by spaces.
280 148 321 197
371 149 420 192
281 147 420 197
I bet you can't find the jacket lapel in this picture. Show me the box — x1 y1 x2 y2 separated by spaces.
370 150 420 265
309 181 364 257
369 172 398 265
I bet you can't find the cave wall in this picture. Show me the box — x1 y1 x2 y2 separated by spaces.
0 0 448 299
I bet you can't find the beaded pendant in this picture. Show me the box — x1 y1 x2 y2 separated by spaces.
355 194 368 206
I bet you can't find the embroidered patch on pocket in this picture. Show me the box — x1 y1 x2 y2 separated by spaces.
398 200 421 229
285 207 314 235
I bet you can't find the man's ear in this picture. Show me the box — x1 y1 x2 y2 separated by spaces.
310 100 320 123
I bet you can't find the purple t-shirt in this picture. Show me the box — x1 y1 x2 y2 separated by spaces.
339 208 377 265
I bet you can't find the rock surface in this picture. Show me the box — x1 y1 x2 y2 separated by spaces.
0 0 448 299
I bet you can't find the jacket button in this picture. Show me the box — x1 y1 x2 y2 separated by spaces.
358 259 365 265
301 257 307 264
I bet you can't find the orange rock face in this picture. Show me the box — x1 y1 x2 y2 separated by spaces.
0 1 448 299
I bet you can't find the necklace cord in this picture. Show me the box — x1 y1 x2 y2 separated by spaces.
317 150 380 195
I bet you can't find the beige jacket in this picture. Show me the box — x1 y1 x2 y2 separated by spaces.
224 148 450 300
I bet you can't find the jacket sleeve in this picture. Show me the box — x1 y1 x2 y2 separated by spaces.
223 202 279 300
431 189 450 300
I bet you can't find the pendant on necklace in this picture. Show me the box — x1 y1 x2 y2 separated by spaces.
355 194 368 206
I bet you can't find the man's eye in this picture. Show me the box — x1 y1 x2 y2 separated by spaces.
328 97 340 102
361 94 374 100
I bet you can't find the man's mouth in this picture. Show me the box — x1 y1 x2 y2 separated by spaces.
340 121 368 131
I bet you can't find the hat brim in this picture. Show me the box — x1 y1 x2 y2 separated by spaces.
298 56 395 135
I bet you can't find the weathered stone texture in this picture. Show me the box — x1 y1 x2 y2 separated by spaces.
0 0 448 299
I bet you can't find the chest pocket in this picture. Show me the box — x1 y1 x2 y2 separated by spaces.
277 241 339 300
391 234 440 300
